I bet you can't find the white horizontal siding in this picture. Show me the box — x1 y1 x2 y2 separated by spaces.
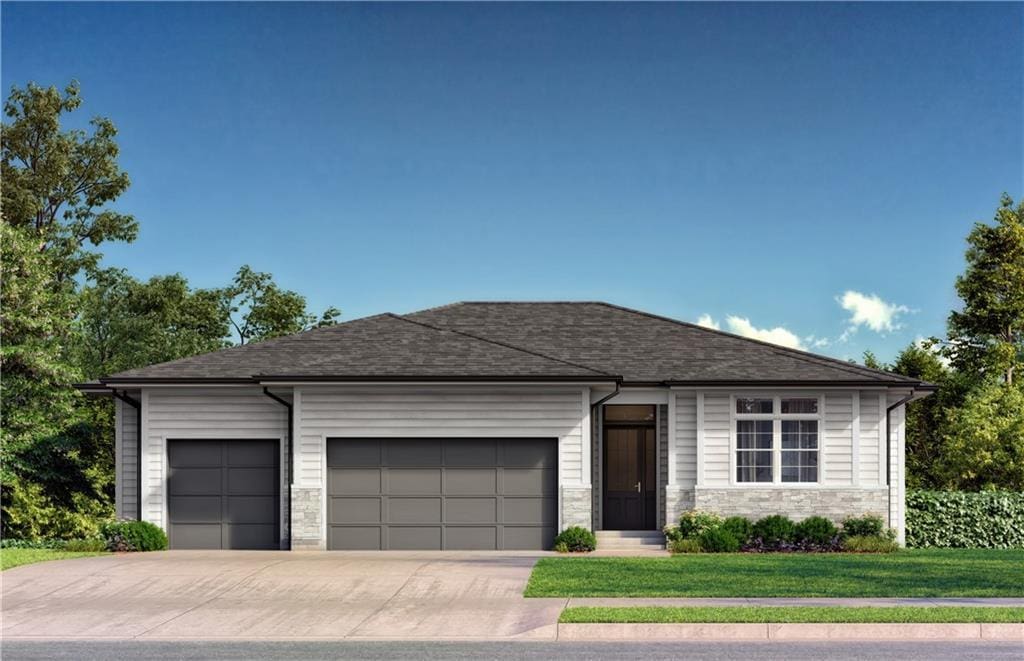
116 396 139 520
142 388 288 534
824 393 853 485
702 393 731 486
674 393 697 487
859 391 882 486
295 386 586 488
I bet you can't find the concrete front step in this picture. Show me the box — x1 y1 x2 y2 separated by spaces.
596 530 665 538
596 530 666 549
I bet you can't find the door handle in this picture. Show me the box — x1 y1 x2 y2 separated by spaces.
636 481 641 493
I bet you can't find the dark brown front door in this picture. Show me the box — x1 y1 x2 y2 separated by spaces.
603 424 657 530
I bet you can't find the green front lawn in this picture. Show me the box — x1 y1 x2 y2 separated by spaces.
526 549 1024 597
560 606 1024 624
0 548 106 571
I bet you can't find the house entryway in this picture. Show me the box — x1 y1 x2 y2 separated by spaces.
602 405 658 530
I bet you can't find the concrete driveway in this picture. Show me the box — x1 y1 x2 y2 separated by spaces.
1 551 565 640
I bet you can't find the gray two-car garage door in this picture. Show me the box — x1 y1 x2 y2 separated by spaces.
327 438 557 550
167 439 280 550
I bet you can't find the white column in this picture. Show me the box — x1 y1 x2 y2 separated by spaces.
851 391 861 487
581 388 592 486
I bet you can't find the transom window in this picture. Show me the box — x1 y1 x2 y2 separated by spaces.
733 396 821 484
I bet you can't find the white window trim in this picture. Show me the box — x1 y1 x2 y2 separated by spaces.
729 394 824 487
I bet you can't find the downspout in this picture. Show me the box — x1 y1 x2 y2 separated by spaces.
885 390 916 541
590 381 621 413
112 390 142 521
262 387 293 550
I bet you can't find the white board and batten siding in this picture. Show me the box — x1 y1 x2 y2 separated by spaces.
138 388 289 536
294 386 588 488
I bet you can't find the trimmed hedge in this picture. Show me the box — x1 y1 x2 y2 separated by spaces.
906 490 1024 548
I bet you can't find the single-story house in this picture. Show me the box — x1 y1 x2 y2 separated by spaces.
80 302 933 551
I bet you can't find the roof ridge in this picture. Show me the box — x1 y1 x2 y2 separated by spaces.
591 302 917 383
393 313 618 378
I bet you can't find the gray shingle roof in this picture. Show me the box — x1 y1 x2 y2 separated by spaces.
99 302 925 387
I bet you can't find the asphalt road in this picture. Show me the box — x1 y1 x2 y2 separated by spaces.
4 640 1022 660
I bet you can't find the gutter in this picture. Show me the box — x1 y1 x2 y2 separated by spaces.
262 387 293 550
111 390 142 521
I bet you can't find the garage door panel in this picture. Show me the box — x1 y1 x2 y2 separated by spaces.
169 467 221 495
389 497 441 523
227 467 278 495
170 523 222 550
169 496 222 523
326 438 556 550
224 524 278 550
504 440 557 467
389 526 442 550
446 527 497 550
328 439 380 466
329 468 380 494
504 497 557 523
227 496 278 524
445 468 497 494
168 442 221 468
504 526 555 550
386 468 441 494
444 440 497 466
445 497 497 523
330 497 381 524
386 439 442 466
504 468 556 495
330 526 381 550
227 440 278 466
167 439 279 550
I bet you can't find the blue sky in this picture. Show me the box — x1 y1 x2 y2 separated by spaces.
3 2 1021 362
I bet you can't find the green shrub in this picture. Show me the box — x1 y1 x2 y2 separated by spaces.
101 520 168 552
677 511 723 539
906 491 1024 548
752 515 795 546
668 538 702 554
720 516 753 545
794 516 838 546
842 514 886 538
842 535 900 553
697 527 740 553
663 525 683 543
64 538 108 552
553 526 596 553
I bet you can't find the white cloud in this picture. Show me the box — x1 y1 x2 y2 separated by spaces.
838 290 910 333
806 335 831 348
697 313 805 350
696 314 720 330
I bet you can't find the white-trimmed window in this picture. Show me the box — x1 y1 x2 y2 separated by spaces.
733 396 821 484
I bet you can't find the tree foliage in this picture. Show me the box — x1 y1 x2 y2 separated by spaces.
1 81 137 282
227 265 340 345
946 194 1024 385
73 269 231 378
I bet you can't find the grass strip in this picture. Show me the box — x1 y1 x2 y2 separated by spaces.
559 606 1024 624
526 549 1024 597
0 548 106 571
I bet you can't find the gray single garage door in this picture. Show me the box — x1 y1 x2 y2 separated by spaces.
327 438 557 550
167 439 280 550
